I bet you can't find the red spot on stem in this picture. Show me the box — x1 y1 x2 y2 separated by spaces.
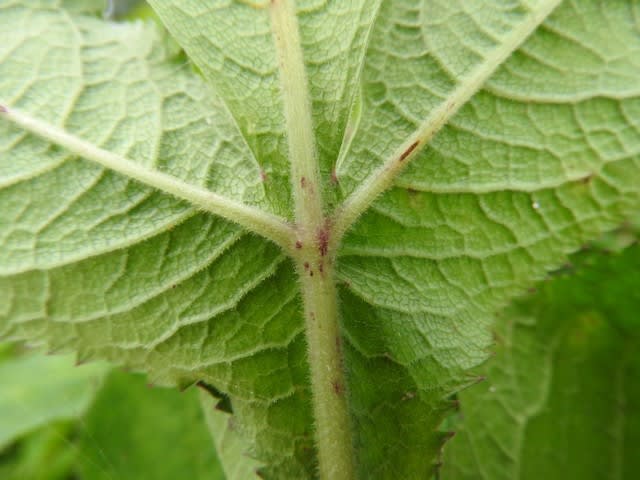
300 176 306 188
295 240 302 249
260 170 268 182
399 141 419 162
317 221 330 257
0 105 6 113
331 380 344 395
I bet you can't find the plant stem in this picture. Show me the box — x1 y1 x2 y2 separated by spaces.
270 0 324 230
269 1 356 477
296 252 354 480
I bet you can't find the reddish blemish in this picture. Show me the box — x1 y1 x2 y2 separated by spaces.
260 170 268 182
295 240 302 249
317 221 330 257
330 169 339 185
303 262 309 270
300 176 306 188
0 105 6 113
399 141 419 162
331 380 344 395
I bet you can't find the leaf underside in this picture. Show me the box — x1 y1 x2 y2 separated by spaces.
1 0 640 478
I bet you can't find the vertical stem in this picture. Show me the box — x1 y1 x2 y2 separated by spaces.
270 1 355 477
270 0 324 229
297 254 354 480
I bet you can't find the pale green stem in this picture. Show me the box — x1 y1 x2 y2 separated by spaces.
296 254 355 480
269 1 356 478
0 104 294 248
270 0 324 231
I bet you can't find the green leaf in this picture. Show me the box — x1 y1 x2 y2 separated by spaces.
1 1 640 478
77 370 224 480
0 354 224 480
441 245 640 479
0 348 107 450
0 421 80 480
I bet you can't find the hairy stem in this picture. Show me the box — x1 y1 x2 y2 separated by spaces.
270 0 324 230
296 252 354 480
0 105 294 248
270 1 355 478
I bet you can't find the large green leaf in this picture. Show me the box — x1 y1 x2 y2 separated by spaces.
441 244 640 479
1 1 640 478
0 354 224 480
77 370 224 480
0 421 80 480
